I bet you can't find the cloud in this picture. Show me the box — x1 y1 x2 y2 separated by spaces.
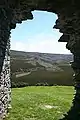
11 34 71 54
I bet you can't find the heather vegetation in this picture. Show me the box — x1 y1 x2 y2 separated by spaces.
11 50 73 88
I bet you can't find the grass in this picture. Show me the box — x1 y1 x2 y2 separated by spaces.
6 86 74 120
12 69 73 87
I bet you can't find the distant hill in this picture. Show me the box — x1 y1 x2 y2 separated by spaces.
11 50 73 62
10 50 74 87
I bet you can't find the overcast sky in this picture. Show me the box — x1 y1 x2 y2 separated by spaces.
11 10 71 54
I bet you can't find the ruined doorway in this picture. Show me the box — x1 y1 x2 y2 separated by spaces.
8 10 74 119
0 1 80 119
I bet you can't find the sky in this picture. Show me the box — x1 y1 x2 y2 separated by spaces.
11 10 71 54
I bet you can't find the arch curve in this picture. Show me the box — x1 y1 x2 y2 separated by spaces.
0 0 80 120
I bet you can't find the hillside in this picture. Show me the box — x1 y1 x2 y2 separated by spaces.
10 50 74 87
11 50 73 62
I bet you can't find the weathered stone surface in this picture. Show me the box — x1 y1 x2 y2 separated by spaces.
0 39 11 119
0 0 80 120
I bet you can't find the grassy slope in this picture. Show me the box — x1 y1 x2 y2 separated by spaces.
12 69 73 87
6 86 74 120
11 51 73 86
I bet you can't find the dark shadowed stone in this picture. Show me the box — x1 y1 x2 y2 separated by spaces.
0 0 80 120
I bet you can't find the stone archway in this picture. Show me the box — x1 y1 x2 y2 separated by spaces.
0 0 80 120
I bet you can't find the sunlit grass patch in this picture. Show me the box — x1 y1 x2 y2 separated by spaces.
5 86 74 120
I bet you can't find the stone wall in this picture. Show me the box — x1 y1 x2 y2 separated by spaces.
0 7 12 119
0 39 11 119
0 0 80 120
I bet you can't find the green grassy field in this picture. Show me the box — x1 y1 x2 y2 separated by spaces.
6 86 74 120
12 69 74 87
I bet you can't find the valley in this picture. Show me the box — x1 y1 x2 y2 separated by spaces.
10 50 74 87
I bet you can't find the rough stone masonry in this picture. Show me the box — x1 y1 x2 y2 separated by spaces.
0 0 80 120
